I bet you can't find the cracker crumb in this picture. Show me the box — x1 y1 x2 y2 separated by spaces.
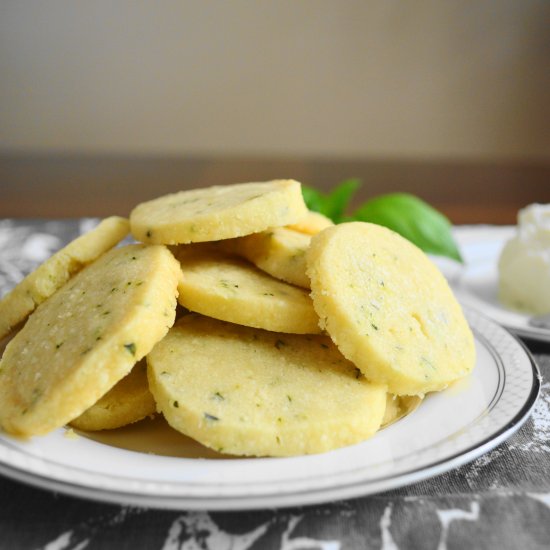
64 428 79 440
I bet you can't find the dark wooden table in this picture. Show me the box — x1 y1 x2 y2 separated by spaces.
1 154 550 223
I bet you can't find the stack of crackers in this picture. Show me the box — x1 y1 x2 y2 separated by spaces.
0 180 475 456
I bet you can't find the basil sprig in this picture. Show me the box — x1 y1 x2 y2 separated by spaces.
302 182 463 263
302 178 361 224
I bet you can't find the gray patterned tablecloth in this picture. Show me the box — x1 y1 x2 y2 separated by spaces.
0 219 548 550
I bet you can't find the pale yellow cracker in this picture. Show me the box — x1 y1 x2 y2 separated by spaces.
225 227 311 288
0 244 181 437
130 180 307 245
70 360 156 431
147 315 387 457
381 394 422 427
287 210 334 235
0 217 129 339
175 249 320 334
306 222 475 396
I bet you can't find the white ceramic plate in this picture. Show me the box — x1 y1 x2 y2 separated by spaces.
451 226 550 343
0 308 539 510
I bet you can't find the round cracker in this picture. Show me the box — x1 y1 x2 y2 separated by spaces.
147 315 387 457
306 222 475 396
287 210 334 235
0 244 181 436
225 227 311 288
130 180 307 245
175 248 320 334
70 360 156 431
0 216 129 339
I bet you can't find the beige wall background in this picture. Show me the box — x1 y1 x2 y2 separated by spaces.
0 1 548 161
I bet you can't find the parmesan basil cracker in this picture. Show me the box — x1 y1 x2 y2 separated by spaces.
130 180 307 245
0 244 180 436
175 248 321 334
147 315 387 457
306 222 475 396
287 210 334 235
223 227 311 289
0 216 129 339
70 360 156 431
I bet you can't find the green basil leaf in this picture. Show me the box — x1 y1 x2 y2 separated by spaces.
302 179 361 223
324 178 362 223
301 185 326 214
351 193 463 262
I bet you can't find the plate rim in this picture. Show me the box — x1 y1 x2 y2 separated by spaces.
0 309 541 510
